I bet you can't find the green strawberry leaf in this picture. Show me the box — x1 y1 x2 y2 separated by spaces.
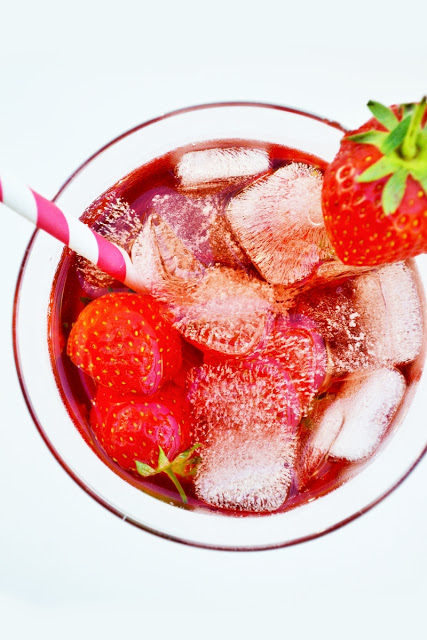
157 446 170 470
381 115 411 155
367 101 399 131
402 103 416 119
135 461 156 477
418 129 427 148
357 156 397 183
171 444 202 477
135 445 202 505
401 98 427 159
346 130 388 147
350 100 427 213
382 167 409 214
347 109 410 154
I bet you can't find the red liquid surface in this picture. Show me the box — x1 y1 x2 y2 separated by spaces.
48 139 424 515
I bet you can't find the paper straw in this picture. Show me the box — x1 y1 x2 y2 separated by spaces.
0 172 144 292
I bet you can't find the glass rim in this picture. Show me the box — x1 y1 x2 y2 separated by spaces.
53 100 347 203
12 101 427 551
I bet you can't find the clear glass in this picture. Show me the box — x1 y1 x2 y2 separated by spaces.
13 102 427 551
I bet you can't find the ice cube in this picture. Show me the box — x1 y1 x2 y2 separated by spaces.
300 367 406 481
92 196 143 248
207 212 253 270
134 186 251 270
176 147 270 190
377 262 423 365
187 360 300 512
131 213 205 299
303 259 373 289
131 215 274 355
225 163 333 286
293 273 381 375
77 196 142 298
171 267 274 356
294 262 423 376
135 187 220 265
194 431 295 513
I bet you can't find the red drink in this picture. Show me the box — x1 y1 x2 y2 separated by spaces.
48 139 424 515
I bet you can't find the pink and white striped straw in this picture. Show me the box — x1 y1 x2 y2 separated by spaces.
0 172 144 292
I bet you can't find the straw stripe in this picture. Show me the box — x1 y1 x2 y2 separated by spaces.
0 174 38 224
32 190 70 245
67 214 99 265
0 178 3 203
95 234 127 282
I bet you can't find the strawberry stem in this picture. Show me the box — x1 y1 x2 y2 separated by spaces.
165 468 188 504
400 97 426 160
136 445 202 504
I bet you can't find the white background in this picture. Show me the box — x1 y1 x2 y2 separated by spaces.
1 1 426 637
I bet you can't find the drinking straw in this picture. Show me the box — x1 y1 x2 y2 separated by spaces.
0 172 143 292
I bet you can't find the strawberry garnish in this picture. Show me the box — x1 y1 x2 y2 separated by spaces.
90 384 200 502
322 99 427 266
67 292 182 395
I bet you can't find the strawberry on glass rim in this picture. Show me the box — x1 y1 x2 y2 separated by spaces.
322 98 427 266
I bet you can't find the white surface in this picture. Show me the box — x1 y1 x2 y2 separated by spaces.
1 1 426 638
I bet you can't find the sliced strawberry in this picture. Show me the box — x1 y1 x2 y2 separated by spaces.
67 292 182 395
90 384 199 502
204 314 328 414
253 314 328 414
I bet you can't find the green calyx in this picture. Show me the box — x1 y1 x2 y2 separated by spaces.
346 98 427 214
135 444 201 504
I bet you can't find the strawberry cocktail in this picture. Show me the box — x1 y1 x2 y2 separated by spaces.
14 103 427 549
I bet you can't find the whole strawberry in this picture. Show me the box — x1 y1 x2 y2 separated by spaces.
90 384 199 503
67 292 182 395
322 99 427 266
